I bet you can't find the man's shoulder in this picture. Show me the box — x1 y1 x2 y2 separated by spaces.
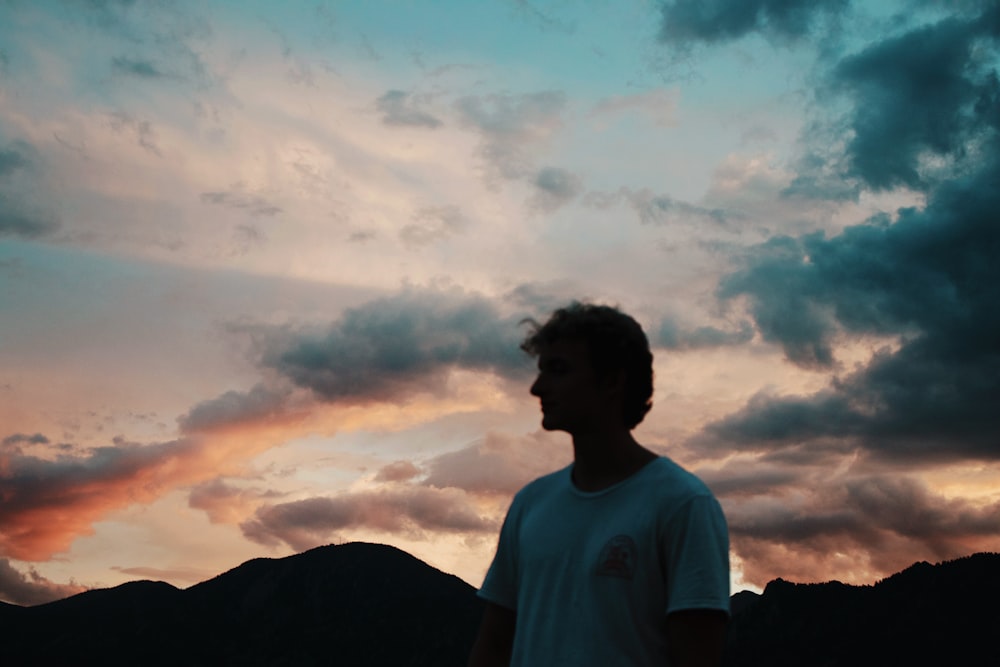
514 464 572 501
638 456 718 503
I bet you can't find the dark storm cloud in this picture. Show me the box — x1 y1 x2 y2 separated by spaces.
658 0 848 47
709 142 1000 460
241 487 494 551
259 290 531 402
111 55 165 78
0 559 85 606
375 90 442 128
830 8 1000 191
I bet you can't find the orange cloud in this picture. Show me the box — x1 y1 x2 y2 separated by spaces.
0 418 306 562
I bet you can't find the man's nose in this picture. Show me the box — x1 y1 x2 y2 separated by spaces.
530 375 543 396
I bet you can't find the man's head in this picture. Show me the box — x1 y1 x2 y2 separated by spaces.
521 302 654 430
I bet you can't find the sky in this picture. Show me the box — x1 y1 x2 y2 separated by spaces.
1 0 999 606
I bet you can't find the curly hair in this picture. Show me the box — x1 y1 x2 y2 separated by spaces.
521 302 654 429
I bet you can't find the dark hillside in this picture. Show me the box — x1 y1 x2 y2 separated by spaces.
0 543 483 667
2 546 998 666
723 552 1000 667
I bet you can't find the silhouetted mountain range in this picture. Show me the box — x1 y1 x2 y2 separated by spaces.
724 552 1000 667
1 544 998 666
0 543 482 666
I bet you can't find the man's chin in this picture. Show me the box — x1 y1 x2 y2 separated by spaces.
540 416 565 432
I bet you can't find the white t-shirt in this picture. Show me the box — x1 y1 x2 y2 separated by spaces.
478 457 730 666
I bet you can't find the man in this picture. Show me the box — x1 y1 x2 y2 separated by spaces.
468 303 730 667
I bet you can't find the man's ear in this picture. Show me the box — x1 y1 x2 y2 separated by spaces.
601 368 626 396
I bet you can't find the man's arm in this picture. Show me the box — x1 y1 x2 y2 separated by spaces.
467 602 516 667
665 609 728 667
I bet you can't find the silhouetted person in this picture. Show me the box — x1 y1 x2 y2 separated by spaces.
469 303 730 667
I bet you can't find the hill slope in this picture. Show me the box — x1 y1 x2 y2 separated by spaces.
724 552 1000 667
2 546 998 666
0 542 482 667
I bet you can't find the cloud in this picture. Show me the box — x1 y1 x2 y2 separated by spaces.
0 147 29 177
503 281 582 315
0 437 204 560
620 187 733 227
399 205 468 247
241 486 495 551
591 89 679 127
178 384 297 433
200 190 283 217
188 478 283 524
509 0 577 35
719 470 1000 585
106 112 162 156
374 460 421 483
375 90 442 128
420 431 567 496
455 91 567 182
240 429 567 553
0 200 60 239
656 316 755 350
658 0 848 48
709 143 1000 461
258 289 532 403
75 1 212 85
0 425 286 562
110 564 210 584
0 559 86 606
2 433 50 448
527 167 582 213
829 9 1000 191
0 143 59 239
111 55 166 78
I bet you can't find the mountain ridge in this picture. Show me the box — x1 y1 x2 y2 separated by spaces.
2 545 998 666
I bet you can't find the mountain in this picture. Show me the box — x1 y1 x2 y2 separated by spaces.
0 542 483 666
724 552 1000 667
2 546 998 666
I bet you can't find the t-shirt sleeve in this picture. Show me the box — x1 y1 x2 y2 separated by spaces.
477 496 521 611
662 493 731 616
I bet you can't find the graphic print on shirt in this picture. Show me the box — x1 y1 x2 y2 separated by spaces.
595 534 637 579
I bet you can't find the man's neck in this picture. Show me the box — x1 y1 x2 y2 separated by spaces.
569 428 657 492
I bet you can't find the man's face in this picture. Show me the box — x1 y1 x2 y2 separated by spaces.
529 338 613 434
